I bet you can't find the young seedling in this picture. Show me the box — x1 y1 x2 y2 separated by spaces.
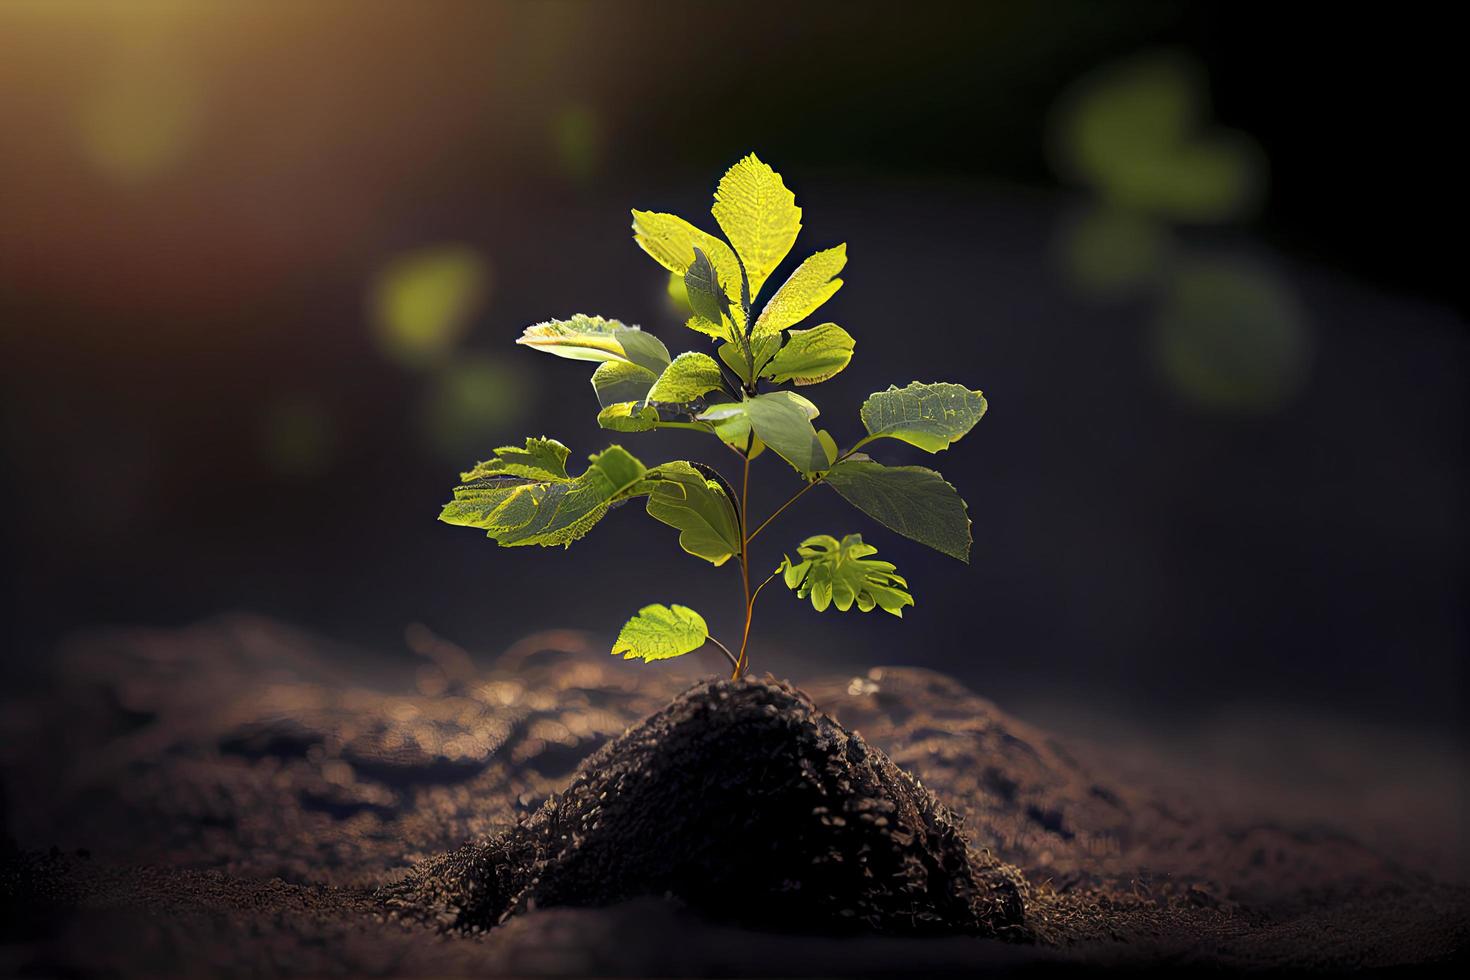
440 154 986 678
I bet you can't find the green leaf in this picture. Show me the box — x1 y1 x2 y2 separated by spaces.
517 315 669 370
698 391 827 476
630 210 743 308
440 444 648 547
711 153 801 299
612 604 710 662
858 382 988 452
823 457 972 561
646 352 725 405
644 461 741 566
460 436 570 482
777 533 913 616
762 322 854 385
718 336 780 385
683 247 731 328
596 402 660 432
591 360 659 409
752 244 846 337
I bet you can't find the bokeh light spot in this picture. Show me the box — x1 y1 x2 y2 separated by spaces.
1058 205 1171 299
1051 50 1265 223
1153 258 1311 413
75 63 204 184
552 103 603 182
421 355 530 461
371 247 492 370
261 399 337 480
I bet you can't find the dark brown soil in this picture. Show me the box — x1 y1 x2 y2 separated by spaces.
1 615 1465 975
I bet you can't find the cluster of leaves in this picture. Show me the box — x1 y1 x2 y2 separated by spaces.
441 154 986 675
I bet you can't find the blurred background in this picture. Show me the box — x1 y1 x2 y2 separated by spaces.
1 1 1463 837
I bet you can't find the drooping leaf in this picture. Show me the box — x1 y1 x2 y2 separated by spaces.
517 315 669 370
644 461 741 565
777 533 913 616
612 604 710 662
630 210 743 308
710 153 801 299
440 444 647 547
762 322 854 385
858 382 988 452
752 244 846 337
823 457 972 561
698 391 827 476
596 402 660 432
591 360 659 409
646 351 725 405
460 436 571 483
683 247 731 328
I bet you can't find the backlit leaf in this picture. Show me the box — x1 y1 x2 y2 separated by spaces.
683 246 731 327
777 533 913 616
517 315 668 369
596 402 660 432
644 461 741 565
612 604 709 662
718 335 780 385
752 244 845 337
859 382 988 452
762 322 854 385
699 391 827 476
631 210 743 308
711 153 801 299
823 457 971 561
440 444 647 547
646 351 724 405
591 360 659 409
460 436 570 483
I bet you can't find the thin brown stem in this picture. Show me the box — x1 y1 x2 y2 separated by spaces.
734 449 753 679
705 636 740 672
745 440 874 545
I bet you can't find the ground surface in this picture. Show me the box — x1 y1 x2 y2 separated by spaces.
2 615 1465 975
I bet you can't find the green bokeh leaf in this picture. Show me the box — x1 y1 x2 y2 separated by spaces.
762 322 854 385
824 457 972 561
612 603 710 662
644 461 741 566
859 382 988 452
440 444 647 547
777 533 913 616
752 244 845 337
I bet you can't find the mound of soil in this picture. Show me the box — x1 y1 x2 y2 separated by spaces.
381 677 1029 937
1 615 1464 974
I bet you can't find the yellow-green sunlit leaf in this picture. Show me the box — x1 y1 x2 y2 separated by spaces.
699 391 826 476
823 458 971 562
762 322 854 385
517 315 669 371
631 210 744 311
460 436 570 483
858 382 988 453
644 462 741 566
646 352 725 405
591 360 659 409
612 604 709 662
777 534 913 616
711 153 802 300
752 245 846 337
597 402 661 432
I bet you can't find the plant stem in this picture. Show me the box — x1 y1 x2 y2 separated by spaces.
745 439 874 545
734 447 753 679
706 636 740 672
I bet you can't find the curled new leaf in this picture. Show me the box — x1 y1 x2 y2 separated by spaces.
859 382 988 452
778 533 914 616
440 444 647 547
752 244 846 337
644 462 741 565
762 322 854 385
612 604 709 662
